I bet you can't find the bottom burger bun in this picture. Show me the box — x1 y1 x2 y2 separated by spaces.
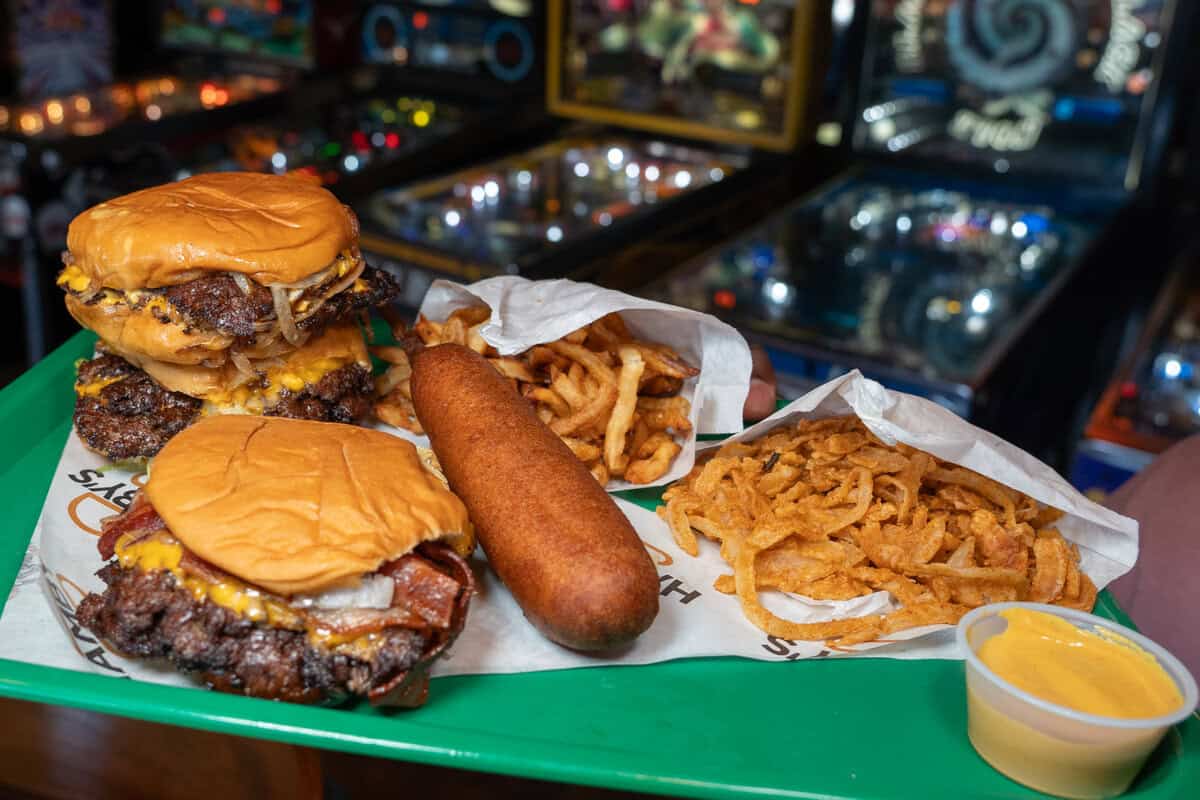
77 416 477 707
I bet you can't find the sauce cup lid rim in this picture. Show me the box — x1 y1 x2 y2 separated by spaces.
957 601 1199 729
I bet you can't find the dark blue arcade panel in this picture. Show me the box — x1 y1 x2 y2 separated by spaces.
642 174 1089 389
854 1 1175 189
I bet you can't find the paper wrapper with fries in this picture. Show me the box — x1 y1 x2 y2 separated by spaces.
3 369 1140 684
374 276 755 490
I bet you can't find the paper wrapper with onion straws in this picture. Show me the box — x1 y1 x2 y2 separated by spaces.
661 370 1137 647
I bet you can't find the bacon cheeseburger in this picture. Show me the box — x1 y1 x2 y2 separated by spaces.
77 416 475 707
58 172 398 460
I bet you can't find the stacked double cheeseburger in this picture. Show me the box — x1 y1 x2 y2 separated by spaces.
58 172 398 460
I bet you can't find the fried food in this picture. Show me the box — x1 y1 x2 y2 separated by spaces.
377 308 699 485
659 416 1096 645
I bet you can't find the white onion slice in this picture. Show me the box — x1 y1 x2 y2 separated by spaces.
272 285 301 345
294 258 366 323
228 349 259 387
293 574 396 609
231 273 253 295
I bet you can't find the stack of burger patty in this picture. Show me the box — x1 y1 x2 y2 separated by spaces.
58 172 398 459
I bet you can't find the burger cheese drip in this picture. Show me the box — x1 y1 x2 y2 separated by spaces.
75 373 125 398
114 530 302 629
201 354 355 415
57 250 364 337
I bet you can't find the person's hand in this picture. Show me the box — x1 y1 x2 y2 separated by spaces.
743 345 777 422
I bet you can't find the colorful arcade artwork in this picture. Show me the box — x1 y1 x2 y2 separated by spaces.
856 0 1176 188
161 0 314 67
549 1 821 150
14 0 113 97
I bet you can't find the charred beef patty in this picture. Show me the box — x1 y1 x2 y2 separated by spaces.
296 266 399 334
77 563 431 703
266 362 373 423
74 354 374 460
163 274 274 337
74 354 202 460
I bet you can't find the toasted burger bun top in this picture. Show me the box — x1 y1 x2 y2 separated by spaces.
108 321 368 401
145 416 472 596
67 173 358 290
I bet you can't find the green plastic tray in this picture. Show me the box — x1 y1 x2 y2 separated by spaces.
1 332 1196 800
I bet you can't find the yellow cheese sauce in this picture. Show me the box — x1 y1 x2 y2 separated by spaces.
978 609 1183 719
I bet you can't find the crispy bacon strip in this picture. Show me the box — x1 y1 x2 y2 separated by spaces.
380 553 463 628
97 494 164 560
368 542 475 708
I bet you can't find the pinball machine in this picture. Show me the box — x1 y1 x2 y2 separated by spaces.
1069 247 1200 497
177 1 548 197
636 0 1187 460
355 0 834 315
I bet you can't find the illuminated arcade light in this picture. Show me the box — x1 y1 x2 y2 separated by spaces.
412 109 431 127
850 210 871 230
644 165 661 182
413 11 429 30
159 78 176 95
444 210 461 227
970 289 993 315
1011 220 1029 238
606 147 625 166
990 214 1008 235
385 132 401 148
573 162 590 178
208 6 226 24
271 152 287 170
572 202 589 217
673 170 692 189
516 169 533 187
19 112 42 135
1162 357 1183 380
546 225 564 243
625 163 639 179
470 186 486 203
0 107 9 127
200 83 218 107
764 278 791 305
709 167 724 182
145 104 162 121
343 155 360 172
371 132 386 148
484 180 500 199
45 101 63 125
73 95 91 114
896 215 912 233
597 212 612 226
966 315 987 335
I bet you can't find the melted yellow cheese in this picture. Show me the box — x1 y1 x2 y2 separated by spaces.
202 356 350 415
351 279 368 293
75 374 124 398
115 531 302 629
57 264 91 292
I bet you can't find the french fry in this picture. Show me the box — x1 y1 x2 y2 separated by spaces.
604 345 645 473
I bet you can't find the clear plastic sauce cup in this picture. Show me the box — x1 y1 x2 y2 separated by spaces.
957 602 1198 799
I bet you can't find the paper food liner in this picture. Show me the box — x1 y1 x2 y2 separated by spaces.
0 372 1138 692
412 275 754 491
